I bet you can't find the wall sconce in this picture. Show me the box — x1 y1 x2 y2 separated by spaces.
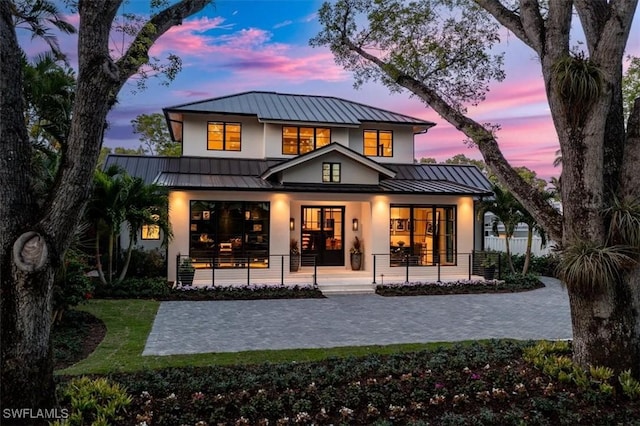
290 218 295 231
352 218 359 231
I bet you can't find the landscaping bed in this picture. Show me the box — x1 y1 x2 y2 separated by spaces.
53 310 106 370
56 340 640 425
376 274 544 296
161 284 325 301
93 277 325 300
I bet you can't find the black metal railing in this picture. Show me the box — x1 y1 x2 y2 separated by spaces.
370 252 478 284
176 254 317 287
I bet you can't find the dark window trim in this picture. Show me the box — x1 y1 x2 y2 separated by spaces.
389 204 457 266
364 129 393 157
207 121 242 151
282 126 332 155
322 162 341 183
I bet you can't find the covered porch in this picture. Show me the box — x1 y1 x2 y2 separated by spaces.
179 253 483 294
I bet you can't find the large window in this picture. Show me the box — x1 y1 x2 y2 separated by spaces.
189 201 269 268
390 205 456 266
207 122 241 151
364 130 393 157
322 163 341 182
282 126 331 155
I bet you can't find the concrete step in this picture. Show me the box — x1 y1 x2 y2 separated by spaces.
318 282 377 295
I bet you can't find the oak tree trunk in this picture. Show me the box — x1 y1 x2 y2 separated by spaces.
1 0 211 412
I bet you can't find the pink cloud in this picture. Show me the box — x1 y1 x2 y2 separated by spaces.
148 20 348 83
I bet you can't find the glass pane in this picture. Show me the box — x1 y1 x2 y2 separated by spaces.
225 123 241 151
299 127 314 154
379 131 392 157
322 163 331 182
282 127 298 154
207 122 223 150
332 164 340 182
316 128 331 148
363 130 378 156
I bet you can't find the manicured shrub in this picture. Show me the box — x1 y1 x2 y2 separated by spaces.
376 275 544 296
53 377 131 426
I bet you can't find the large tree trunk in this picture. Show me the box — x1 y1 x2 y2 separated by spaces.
1 3 58 418
568 275 640 374
1 0 211 413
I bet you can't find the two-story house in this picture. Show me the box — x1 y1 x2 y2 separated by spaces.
106 91 492 285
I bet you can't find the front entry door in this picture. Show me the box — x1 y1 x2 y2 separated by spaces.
301 206 344 266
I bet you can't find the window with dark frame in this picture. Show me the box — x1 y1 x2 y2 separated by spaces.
322 163 341 183
207 122 241 151
363 129 393 157
282 126 331 155
141 214 161 240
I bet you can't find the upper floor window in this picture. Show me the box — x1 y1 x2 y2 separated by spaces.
282 127 331 155
208 122 241 151
322 163 341 183
364 130 393 157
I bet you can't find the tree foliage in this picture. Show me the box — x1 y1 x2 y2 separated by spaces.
314 0 640 374
131 112 180 155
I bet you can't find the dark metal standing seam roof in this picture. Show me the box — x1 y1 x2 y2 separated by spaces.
163 91 435 127
104 154 492 196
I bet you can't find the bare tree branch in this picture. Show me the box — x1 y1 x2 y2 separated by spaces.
473 0 536 53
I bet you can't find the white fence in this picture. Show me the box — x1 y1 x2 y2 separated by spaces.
484 236 553 256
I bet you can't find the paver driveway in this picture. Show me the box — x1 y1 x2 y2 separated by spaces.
142 277 572 356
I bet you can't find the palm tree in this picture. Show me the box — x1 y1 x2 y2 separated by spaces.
86 165 131 285
117 177 172 282
11 0 76 59
517 191 555 274
86 166 172 285
478 184 522 273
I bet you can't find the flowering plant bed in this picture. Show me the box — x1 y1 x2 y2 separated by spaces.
160 284 325 301
376 274 544 296
57 340 640 425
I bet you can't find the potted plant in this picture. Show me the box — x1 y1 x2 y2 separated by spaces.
481 252 497 280
178 257 195 286
350 236 363 270
290 238 300 272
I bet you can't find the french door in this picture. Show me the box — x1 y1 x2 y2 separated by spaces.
301 206 344 266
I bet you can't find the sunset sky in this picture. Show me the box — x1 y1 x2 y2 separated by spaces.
21 1 640 181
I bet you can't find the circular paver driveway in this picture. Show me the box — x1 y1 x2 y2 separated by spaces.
142 277 572 356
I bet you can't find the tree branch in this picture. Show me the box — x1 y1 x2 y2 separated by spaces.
473 0 537 53
574 0 608 55
518 0 546 55
114 0 211 90
344 38 564 241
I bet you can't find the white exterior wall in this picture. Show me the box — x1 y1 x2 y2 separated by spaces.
167 190 476 280
282 153 380 184
347 126 415 164
181 114 265 158
179 112 415 162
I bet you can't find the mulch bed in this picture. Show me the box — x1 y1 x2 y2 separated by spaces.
53 310 106 370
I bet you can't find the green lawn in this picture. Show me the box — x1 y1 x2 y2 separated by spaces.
58 299 455 376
